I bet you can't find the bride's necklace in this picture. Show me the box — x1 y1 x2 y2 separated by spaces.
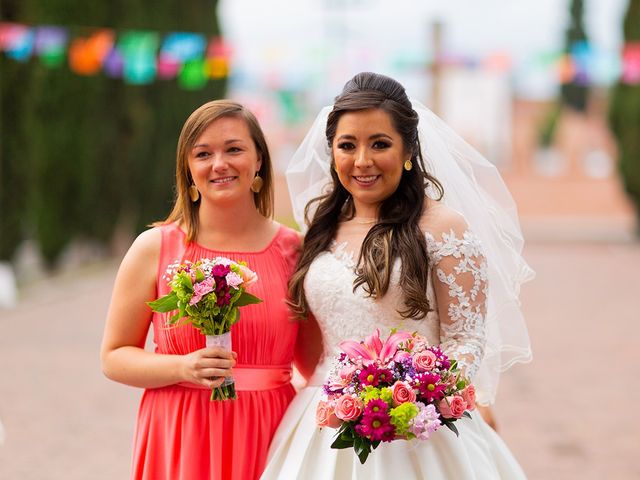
350 217 377 225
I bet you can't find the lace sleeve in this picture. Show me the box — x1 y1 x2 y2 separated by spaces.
425 213 488 380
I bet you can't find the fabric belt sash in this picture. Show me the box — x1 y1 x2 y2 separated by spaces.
178 364 292 391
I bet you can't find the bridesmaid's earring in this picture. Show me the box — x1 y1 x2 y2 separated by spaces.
250 174 263 193
404 159 413 171
188 184 200 202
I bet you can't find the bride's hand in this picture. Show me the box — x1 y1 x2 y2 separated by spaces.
181 347 237 388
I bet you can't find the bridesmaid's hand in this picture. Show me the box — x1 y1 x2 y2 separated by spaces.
181 347 237 389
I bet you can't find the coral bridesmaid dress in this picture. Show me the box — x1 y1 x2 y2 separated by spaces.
132 222 300 480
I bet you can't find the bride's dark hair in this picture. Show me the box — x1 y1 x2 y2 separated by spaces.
288 72 444 319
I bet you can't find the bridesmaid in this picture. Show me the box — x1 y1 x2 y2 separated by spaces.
101 100 319 480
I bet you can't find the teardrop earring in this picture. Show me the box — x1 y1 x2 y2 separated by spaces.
188 184 200 202
404 159 413 171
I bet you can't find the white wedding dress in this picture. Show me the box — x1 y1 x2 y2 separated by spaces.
262 205 527 480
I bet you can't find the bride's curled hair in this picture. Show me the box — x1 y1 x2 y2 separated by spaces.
288 72 444 320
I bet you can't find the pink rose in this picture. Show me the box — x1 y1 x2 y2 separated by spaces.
461 385 476 411
438 395 468 419
391 381 417 406
237 264 258 286
316 400 341 428
334 395 364 421
412 350 437 371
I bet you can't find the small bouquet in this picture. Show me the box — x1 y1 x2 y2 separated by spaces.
147 257 262 400
316 329 476 464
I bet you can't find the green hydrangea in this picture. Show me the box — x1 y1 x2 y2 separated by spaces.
389 402 419 437
361 386 393 406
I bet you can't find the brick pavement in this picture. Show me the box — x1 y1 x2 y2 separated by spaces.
0 242 638 480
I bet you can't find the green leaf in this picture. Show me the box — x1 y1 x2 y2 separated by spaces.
462 411 472 419
330 436 353 449
195 268 205 282
234 291 262 307
330 427 354 449
356 445 371 464
330 423 356 449
229 308 240 327
146 292 179 312
444 421 459 437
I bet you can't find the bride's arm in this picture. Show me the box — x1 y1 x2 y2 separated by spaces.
424 207 488 380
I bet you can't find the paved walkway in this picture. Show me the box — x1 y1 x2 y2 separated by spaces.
0 241 638 479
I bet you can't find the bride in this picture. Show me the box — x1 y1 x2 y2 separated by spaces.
261 72 534 479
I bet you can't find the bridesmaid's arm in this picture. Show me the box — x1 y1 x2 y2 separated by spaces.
100 228 235 390
293 314 323 382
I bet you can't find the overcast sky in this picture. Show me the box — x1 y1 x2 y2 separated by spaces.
220 0 629 99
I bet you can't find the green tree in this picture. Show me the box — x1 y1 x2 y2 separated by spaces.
537 0 590 149
0 0 31 261
561 0 589 112
0 1 225 266
609 0 640 234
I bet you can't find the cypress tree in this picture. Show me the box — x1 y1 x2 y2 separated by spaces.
0 0 29 262
609 0 640 234
537 0 590 149
0 1 225 266
561 0 589 112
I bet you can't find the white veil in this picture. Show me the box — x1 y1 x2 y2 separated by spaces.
286 99 535 405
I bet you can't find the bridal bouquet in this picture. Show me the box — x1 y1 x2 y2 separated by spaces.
147 257 261 400
316 329 476 463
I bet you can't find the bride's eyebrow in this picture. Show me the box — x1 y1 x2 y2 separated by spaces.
369 133 392 141
336 134 356 141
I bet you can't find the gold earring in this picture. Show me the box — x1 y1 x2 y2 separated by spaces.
404 159 413 171
250 174 263 193
188 184 200 202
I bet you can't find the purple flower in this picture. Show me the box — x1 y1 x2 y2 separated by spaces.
393 356 416 380
212 264 231 279
216 291 231 306
408 402 442 440
427 346 451 370
414 372 446 403
355 399 395 442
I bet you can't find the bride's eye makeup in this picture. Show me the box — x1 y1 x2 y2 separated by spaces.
372 140 391 149
337 141 355 151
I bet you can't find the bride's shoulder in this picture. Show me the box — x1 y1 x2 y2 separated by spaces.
419 199 469 238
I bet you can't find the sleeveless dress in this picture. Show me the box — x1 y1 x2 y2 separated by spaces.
262 210 527 479
132 222 300 480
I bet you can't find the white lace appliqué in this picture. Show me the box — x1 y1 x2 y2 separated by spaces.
304 227 488 382
426 229 488 379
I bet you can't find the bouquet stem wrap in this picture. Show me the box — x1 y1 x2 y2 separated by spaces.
206 332 236 400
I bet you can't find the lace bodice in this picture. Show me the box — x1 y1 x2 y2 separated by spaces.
305 207 488 380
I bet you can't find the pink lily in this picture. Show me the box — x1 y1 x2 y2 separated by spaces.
339 329 413 365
